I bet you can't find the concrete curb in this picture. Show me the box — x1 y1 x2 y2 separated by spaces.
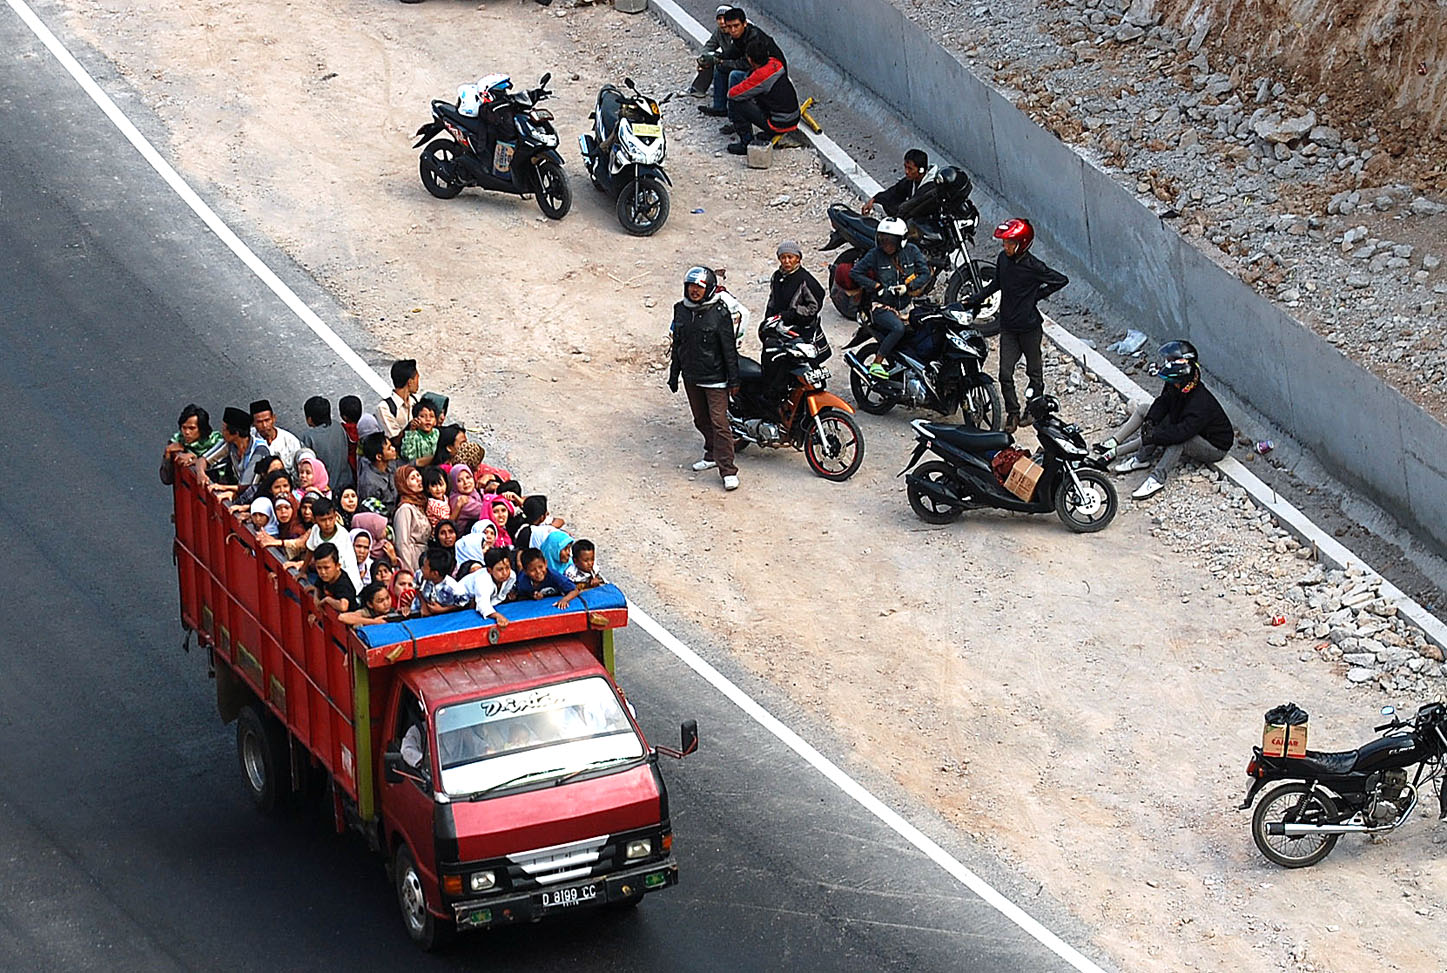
646 0 1447 653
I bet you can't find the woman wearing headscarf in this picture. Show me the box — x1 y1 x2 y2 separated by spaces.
540 529 575 577
448 465 487 534
349 527 375 583
391 464 431 575
294 448 332 499
248 497 280 537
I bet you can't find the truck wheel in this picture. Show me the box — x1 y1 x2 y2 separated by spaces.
236 705 289 813
395 844 453 951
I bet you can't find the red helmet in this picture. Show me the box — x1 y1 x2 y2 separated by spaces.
993 218 1035 252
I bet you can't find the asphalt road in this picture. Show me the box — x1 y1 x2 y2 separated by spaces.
0 7 1098 970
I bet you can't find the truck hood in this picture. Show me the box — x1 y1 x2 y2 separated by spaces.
446 763 661 862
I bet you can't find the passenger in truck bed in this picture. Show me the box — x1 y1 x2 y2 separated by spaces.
417 546 471 616
311 543 359 613
514 547 579 608
337 581 395 628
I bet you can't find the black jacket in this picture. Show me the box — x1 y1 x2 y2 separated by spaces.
670 299 739 387
977 249 1069 333
718 24 786 70
872 175 920 217
765 266 824 335
1144 382 1233 450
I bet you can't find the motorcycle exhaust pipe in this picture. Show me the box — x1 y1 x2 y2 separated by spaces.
842 351 873 380
1269 788 1418 836
905 473 967 506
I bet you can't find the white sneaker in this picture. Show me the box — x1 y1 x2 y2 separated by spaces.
1111 454 1150 474
1132 475 1165 500
722 475 740 491
691 459 718 472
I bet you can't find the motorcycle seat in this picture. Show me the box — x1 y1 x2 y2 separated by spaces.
737 356 763 383
1289 750 1358 776
828 204 878 241
597 87 623 139
922 422 1010 452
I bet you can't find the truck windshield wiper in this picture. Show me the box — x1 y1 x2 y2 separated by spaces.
458 767 568 801
555 755 644 785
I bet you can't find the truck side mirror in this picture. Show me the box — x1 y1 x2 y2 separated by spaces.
384 745 405 784
680 719 698 756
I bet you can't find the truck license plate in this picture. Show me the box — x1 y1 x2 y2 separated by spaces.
539 882 599 910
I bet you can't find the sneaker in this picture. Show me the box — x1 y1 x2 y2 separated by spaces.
726 141 749 155
1111 454 1151 474
867 361 890 379
691 458 718 472
722 475 740 491
1132 474 1165 500
687 87 709 99
698 105 728 117
1091 437 1118 457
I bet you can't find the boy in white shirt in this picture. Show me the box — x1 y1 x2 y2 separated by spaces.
459 549 514 627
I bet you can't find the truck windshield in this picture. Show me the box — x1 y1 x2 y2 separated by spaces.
434 676 644 797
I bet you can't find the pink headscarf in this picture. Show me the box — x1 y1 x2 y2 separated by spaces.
351 512 389 546
294 449 331 497
448 465 486 531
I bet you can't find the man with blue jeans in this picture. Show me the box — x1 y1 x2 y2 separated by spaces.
697 7 786 122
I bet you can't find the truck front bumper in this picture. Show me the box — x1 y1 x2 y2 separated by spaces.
451 859 678 929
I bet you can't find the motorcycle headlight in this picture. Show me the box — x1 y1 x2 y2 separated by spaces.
469 870 497 892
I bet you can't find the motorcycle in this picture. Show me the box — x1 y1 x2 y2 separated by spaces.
413 73 572 220
1240 701 1447 868
842 296 1003 430
731 316 864 482
821 166 998 322
900 391 1117 531
580 78 674 236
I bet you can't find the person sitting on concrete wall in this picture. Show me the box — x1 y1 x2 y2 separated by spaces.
725 41 801 155
689 6 733 98
1095 341 1234 500
698 7 786 119
863 149 930 217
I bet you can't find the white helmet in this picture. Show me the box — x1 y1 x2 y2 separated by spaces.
876 217 908 249
478 74 512 102
457 84 482 118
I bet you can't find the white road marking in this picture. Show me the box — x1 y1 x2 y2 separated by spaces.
7 1 1107 970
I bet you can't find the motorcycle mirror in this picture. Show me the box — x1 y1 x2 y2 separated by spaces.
539 72 552 87
1381 705 1396 716
624 77 636 89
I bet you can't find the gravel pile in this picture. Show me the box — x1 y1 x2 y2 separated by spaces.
895 0 1447 418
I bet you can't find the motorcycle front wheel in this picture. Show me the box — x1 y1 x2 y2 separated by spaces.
803 408 864 481
828 248 864 318
617 176 670 236
847 342 895 415
419 139 465 200
959 377 1004 431
1054 467 1117 533
944 260 1000 332
906 460 966 524
1251 783 1340 868
533 159 572 220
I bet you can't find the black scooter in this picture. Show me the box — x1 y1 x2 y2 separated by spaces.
413 73 572 220
1241 701 1447 868
900 392 1117 532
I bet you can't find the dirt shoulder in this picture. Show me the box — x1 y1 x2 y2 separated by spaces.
57 0 1446 968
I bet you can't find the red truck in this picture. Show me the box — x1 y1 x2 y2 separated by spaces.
170 464 695 949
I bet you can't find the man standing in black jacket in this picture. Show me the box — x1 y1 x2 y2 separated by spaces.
670 266 742 491
1096 341 1233 500
968 218 1069 432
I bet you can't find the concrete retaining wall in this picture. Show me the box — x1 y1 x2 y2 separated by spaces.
760 0 1447 554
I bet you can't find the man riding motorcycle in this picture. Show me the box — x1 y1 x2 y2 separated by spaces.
848 217 930 378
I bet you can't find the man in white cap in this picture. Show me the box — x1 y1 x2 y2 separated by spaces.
689 6 734 97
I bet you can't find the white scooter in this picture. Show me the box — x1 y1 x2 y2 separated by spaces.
580 78 675 236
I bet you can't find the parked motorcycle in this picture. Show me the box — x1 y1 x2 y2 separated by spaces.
821 167 997 322
413 73 571 220
842 297 1003 429
731 316 864 481
900 391 1117 531
580 78 674 236
1240 702 1447 868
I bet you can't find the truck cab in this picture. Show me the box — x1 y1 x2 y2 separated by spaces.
379 636 681 947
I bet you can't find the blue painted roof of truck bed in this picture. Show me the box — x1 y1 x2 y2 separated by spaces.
355 584 628 650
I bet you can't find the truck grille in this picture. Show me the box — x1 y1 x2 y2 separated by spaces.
506 835 611 887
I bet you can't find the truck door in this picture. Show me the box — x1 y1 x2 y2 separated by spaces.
384 687 441 902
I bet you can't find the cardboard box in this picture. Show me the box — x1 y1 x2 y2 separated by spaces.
1262 721 1308 758
1004 456 1043 501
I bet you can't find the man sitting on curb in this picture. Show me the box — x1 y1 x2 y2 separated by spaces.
1094 340 1233 500
724 41 800 155
698 7 786 119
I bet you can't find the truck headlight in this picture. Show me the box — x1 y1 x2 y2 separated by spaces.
469 870 497 892
624 839 652 860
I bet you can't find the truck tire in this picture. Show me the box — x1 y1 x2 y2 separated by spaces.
395 844 454 951
236 705 289 813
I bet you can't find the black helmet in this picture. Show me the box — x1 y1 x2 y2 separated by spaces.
1159 358 1199 386
1025 391 1059 422
1159 339 1198 364
682 266 718 302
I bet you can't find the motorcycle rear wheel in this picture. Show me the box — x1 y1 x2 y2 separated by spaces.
1251 783 1340 868
617 176 670 236
533 159 572 220
419 139 466 200
828 248 864 318
960 377 1004 431
847 342 895 415
803 407 864 481
1054 467 1117 533
907 461 966 524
